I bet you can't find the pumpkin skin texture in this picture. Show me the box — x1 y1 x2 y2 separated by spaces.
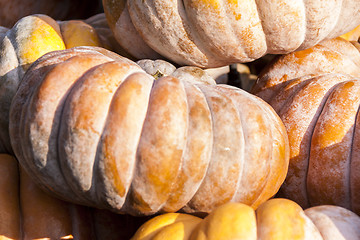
102 0 360 68
0 153 148 240
0 13 120 154
131 198 360 240
251 37 360 214
9 46 289 216
0 0 102 28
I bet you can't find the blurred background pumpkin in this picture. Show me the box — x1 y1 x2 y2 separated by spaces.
0 0 103 28
0 154 149 240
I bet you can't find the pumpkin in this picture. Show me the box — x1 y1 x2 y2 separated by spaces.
102 0 360 68
0 13 121 154
9 46 289 216
131 198 360 240
251 37 360 214
0 153 148 240
0 0 102 28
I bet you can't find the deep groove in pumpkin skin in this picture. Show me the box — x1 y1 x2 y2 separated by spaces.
306 80 360 208
215 85 272 207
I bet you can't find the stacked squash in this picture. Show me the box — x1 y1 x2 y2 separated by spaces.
2 1 360 239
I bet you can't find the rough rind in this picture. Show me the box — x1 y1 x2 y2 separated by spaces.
10 47 289 215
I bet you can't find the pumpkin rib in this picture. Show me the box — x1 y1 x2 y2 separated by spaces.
185 84 244 213
215 85 272 207
19 52 115 203
182 0 239 64
162 81 213 213
9 50 81 194
243 91 290 209
127 75 189 215
274 75 352 208
224 0 267 60
95 72 154 211
58 60 144 204
128 0 212 67
307 80 360 209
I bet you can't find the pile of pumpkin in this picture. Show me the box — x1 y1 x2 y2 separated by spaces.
1 0 360 239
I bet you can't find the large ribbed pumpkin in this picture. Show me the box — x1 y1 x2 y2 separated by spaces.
0 13 120 154
9 46 289 216
0 0 102 28
131 198 360 240
251 37 360 214
103 0 360 68
0 154 148 240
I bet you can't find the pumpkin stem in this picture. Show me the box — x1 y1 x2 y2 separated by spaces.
152 70 165 80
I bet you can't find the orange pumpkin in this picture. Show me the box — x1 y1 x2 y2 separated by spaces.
103 0 360 68
0 153 148 239
131 198 360 240
252 37 360 214
0 13 120 154
9 46 289 216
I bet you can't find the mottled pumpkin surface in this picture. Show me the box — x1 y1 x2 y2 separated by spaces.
252 37 360 214
103 0 360 67
9 47 289 216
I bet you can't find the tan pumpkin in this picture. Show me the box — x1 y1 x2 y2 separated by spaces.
131 198 360 240
0 13 120 154
251 37 360 214
9 46 289 216
0 0 102 28
102 0 360 68
0 153 148 240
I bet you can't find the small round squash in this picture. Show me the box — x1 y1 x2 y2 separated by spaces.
131 198 360 240
9 46 289 216
252 37 360 214
0 13 120 154
103 0 360 68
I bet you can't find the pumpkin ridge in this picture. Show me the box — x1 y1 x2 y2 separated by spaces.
215 85 272 207
58 61 143 204
185 84 244 212
162 81 213 213
307 80 360 208
95 71 153 210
